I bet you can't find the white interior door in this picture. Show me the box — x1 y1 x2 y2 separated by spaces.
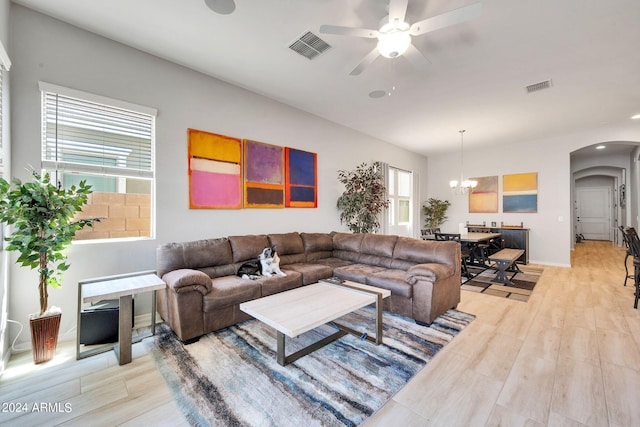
576 186 611 240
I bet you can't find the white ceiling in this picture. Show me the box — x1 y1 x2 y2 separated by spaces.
11 0 640 156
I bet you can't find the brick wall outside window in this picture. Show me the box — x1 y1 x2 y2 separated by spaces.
74 192 151 240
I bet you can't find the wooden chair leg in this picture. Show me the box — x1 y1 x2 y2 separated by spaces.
624 252 630 287
461 258 472 279
634 259 640 309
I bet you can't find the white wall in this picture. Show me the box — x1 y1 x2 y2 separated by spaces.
7 5 430 347
427 126 640 267
0 0 11 373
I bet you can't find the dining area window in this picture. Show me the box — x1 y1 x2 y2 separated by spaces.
388 166 413 235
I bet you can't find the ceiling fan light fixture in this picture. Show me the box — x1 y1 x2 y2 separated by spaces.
377 30 411 58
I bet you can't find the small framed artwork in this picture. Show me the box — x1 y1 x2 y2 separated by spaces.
469 176 498 213
188 129 242 209
503 172 538 213
285 148 317 208
243 140 285 208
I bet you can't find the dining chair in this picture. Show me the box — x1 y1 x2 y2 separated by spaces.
623 227 640 309
619 225 634 287
435 233 472 279
420 229 433 240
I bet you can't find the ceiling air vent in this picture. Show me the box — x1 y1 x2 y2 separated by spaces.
525 79 553 93
289 31 331 60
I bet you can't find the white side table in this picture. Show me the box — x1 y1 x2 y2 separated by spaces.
76 271 165 365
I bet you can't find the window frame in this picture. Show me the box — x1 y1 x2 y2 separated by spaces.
387 166 413 227
39 82 157 242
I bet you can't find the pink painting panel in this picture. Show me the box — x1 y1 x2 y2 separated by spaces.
191 170 241 208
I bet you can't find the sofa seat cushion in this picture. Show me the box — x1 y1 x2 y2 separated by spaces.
312 257 353 269
366 269 412 299
256 270 303 297
333 264 386 283
284 263 333 285
204 276 262 311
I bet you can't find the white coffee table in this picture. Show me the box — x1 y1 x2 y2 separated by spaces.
240 279 390 366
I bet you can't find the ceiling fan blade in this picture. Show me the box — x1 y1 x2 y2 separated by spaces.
410 2 482 36
349 48 380 76
319 25 378 38
388 0 409 24
403 43 431 72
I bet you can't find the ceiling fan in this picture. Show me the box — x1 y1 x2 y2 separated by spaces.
319 0 481 75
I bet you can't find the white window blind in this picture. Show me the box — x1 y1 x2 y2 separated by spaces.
41 84 155 178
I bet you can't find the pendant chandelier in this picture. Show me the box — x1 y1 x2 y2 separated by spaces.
449 129 477 194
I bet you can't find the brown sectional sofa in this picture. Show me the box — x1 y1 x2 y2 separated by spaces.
156 232 461 342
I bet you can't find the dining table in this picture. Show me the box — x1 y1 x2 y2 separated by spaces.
424 232 502 266
458 232 502 265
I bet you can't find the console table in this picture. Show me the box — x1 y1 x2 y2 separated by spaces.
76 271 165 365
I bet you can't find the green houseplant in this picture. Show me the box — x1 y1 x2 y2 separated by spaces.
0 171 98 363
422 197 451 230
336 161 390 234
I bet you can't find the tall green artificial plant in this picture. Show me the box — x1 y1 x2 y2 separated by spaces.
336 161 390 234
0 171 99 316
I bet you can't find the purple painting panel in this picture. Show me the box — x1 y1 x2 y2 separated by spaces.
245 141 284 184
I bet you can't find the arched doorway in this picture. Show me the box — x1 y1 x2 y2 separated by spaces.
570 141 640 247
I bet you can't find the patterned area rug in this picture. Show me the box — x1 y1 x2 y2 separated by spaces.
461 264 544 302
148 306 475 426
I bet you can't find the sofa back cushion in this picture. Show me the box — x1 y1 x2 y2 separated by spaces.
300 232 334 261
361 234 397 257
332 233 363 262
229 235 270 263
344 234 396 268
156 238 233 278
393 237 457 267
268 232 306 265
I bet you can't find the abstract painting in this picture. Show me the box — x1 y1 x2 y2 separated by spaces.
243 140 285 208
188 129 242 209
503 172 538 213
469 176 498 213
285 148 317 208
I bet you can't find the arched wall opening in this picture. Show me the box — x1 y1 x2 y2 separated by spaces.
570 141 640 249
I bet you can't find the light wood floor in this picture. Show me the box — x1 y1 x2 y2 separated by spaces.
1 241 639 426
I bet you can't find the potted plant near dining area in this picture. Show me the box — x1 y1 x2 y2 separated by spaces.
422 197 451 230
0 171 98 363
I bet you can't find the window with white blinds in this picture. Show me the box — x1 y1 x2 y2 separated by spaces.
41 87 155 178
40 82 157 241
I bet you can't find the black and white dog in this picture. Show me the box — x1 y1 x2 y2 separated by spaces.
237 247 287 280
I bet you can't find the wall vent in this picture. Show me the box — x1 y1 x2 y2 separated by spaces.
289 31 331 60
525 79 553 93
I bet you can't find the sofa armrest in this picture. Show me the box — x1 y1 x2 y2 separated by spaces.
406 263 455 284
162 269 212 295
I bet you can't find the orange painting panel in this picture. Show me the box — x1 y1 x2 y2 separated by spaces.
503 172 537 192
